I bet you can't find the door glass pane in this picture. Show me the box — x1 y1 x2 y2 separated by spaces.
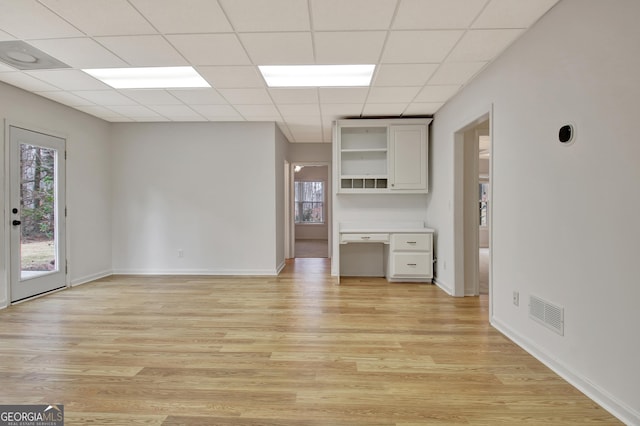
20 143 57 279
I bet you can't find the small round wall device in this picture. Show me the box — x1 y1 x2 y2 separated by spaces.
558 124 574 144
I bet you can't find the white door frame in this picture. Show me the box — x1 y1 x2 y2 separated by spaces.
289 161 332 259
5 122 68 303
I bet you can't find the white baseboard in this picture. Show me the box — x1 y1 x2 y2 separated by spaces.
491 317 639 426
275 260 286 275
70 270 113 287
434 277 454 296
111 268 281 276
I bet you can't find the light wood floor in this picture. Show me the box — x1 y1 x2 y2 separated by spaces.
0 259 619 425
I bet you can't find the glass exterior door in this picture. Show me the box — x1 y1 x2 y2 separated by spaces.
10 126 66 302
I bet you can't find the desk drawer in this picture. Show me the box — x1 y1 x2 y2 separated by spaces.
390 253 432 277
390 233 432 251
340 233 389 244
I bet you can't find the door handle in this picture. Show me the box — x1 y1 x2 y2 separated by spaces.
12 220 21 226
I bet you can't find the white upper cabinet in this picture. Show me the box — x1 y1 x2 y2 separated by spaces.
335 118 431 194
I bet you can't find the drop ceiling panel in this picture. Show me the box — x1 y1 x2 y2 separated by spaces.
71 90 139 105
367 86 421 104
0 1 83 39
168 89 228 105
167 34 251 66
219 0 310 32
148 105 204 120
447 29 524 62
197 66 265 89
415 85 461 102
234 104 280 116
319 87 369 104
473 0 560 29
314 31 386 64
393 0 488 30
218 88 273 104
239 33 314 65
39 0 156 36
320 103 363 118
106 105 164 119
269 88 319 104
35 90 96 106
362 103 408 116
96 36 188 67
129 0 233 33
382 31 464 63
190 105 244 120
428 62 487 85
310 0 397 31
75 105 130 121
0 72 62 91
119 89 183 105
0 29 15 41
373 64 439 87
277 104 321 117
25 69 110 91
29 38 128 68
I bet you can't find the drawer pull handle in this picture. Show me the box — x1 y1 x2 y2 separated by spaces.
361 236 370 240
407 241 417 244
407 263 417 266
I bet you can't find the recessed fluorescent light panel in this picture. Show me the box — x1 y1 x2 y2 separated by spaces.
82 66 210 89
259 65 375 87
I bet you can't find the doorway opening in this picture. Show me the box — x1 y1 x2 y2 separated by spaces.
453 111 492 303
291 163 329 259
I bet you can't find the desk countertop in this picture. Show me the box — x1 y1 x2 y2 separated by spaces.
339 227 435 234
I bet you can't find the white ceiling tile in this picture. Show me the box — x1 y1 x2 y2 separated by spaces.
129 0 233 33
404 102 444 115
39 0 156 36
311 0 397 30
269 88 318 104
35 90 96 106
148 104 204 119
0 72 61 91
314 32 386 64
415 85 461 102
235 104 280 116
197 66 265 89
168 89 227 105
0 1 83 39
290 133 323 143
367 86 421 103
319 87 369 104
167 34 251 66
71 90 139 105
75 105 130 121
393 0 487 29
106 105 164 119
29 38 128 68
447 29 524 62
96 35 187 66
191 105 244 121
362 103 408 116
25 70 110 90
242 115 283 122
473 0 560 29
382 30 464 63
321 103 363 118
373 64 438 86
218 88 273 104
278 104 321 117
239 33 314 65
219 0 310 32
287 116 322 127
428 62 487 85
119 90 183 105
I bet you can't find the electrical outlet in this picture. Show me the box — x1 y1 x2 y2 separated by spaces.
178 249 184 258
513 291 519 306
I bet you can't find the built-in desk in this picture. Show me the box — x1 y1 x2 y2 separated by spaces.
338 222 435 283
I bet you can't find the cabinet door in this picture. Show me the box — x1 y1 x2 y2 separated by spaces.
389 125 427 191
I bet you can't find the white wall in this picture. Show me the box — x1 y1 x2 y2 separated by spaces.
428 0 640 422
111 122 283 275
0 82 112 307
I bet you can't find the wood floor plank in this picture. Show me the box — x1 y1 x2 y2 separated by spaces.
0 258 621 425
